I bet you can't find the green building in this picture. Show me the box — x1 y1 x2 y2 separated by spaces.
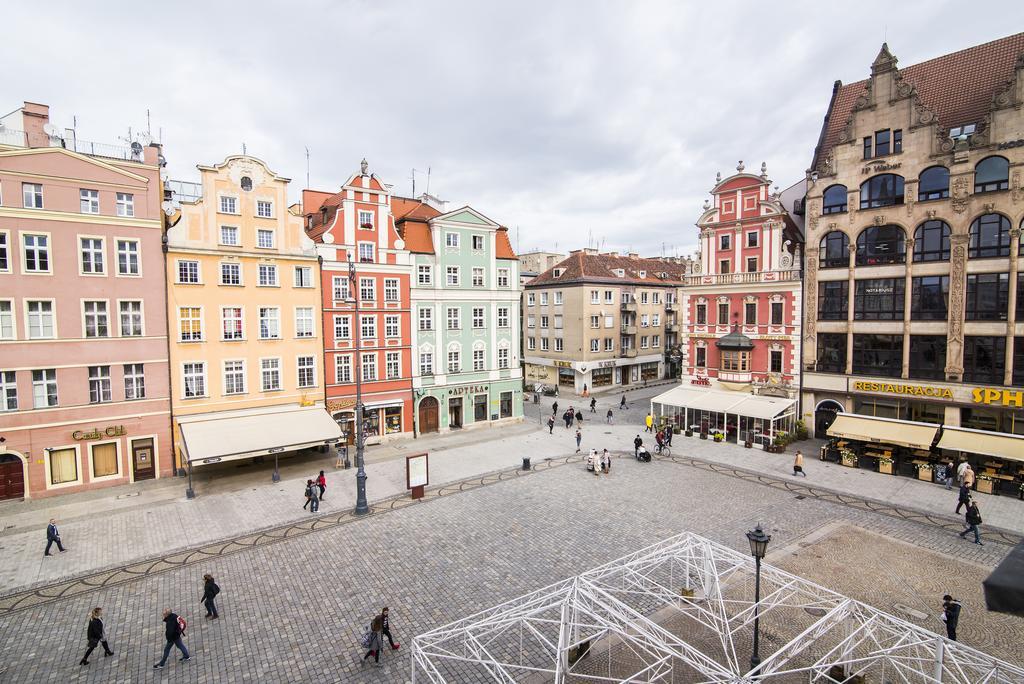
395 201 523 434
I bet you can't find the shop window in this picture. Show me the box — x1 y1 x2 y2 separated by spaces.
384 406 402 434
474 394 488 422
965 273 1008 321
1014 338 1024 387
592 367 613 387
963 336 1005 384
968 214 1010 258
913 220 950 262
822 185 847 214
962 406 1024 436
974 156 1009 193
816 333 846 373
854 397 901 419
859 174 904 209
640 363 659 380
854 278 904 320
852 334 901 378
819 232 849 268
500 391 513 418
817 280 848 320
91 442 119 478
364 410 381 437
910 276 949 320
917 166 950 201
908 336 946 380
49 447 78 486
856 224 906 265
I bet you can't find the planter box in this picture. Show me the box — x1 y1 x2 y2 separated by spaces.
878 461 894 475
976 479 995 495
841 455 857 468
917 466 933 481
700 433 708 440
685 430 693 437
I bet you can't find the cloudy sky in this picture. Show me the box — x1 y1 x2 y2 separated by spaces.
3 1 1020 257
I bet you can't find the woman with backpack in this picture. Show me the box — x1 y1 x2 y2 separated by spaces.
79 606 114 665
201 574 220 619
362 614 384 667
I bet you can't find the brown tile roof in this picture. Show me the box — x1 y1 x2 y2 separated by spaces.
812 32 1024 170
495 227 517 260
391 197 440 254
527 251 692 287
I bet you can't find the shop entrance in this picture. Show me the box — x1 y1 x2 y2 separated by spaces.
815 400 844 437
448 397 463 429
418 397 439 434
0 454 25 500
130 438 155 481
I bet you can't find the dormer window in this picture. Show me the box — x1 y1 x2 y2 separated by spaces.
553 268 564 277
949 124 976 141
613 269 625 277
863 129 902 159
638 270 646 278
320 208 327 225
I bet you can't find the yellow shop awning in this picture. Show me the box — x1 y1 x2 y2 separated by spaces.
827 414 939 450
937 427 1024 462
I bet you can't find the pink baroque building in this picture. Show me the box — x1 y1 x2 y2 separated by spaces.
0 102 172 500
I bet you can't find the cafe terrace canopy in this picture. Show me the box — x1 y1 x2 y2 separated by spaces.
937 426 1024 462
826 413 939 451
651 384 796 443
178 404 343 467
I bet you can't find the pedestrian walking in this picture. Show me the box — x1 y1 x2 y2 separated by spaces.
792 451 806 477
575 429 582 453
590 398 597 413
602 449 611 474
575 409 583 426
941 595 962 641
552 401 559 416
606 408 613 424
963 465 975 489
633 435 642 459
153 609 190 669
304 479 320 512
664 427 673 447
547 416 555 434
582 383 589 397
955 484 971 514
563 410 572 429
44 518 66 556
381 607 400 651
959 499 983 545
201 574 220 619
362 614 384 667
620 393 627 409
943 460 955 490
317 470 327 500
644 413 653 433
956 458 969 485
80 607 114 665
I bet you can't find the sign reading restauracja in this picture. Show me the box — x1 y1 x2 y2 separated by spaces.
851 381 1023 407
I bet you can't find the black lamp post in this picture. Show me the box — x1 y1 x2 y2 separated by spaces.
349 257 369 516
746 523 771 675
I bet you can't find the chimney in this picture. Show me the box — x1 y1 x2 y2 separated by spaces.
583 247 598 255
21 101 50 148
627 252 639 259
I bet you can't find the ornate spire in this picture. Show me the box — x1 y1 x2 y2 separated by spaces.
760 161 768 179
871 42 898 76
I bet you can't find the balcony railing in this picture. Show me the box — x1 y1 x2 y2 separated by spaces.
666 323 679 333
620 325 637 335
684 269 801 286
0 128 141 162
620 301 637 312
620 348 638 359
664 303 675 312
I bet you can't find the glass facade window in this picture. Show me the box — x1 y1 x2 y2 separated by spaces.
910 276 949 320
859 174 904 209
1018 274 1024 318
913 220 950 262
822 185 847 214
1014 337 1024 387
854 278 904 320
974 156 1009 193
917 166 949 200
965 273 1008 321
855 397 943 424
816 333 846 373
817 280 848 320
908 336 946 380
962 406 1023 436
963 336 1005 384
856 224 906 265
819 232 849 268
969 214 1010 258
852 334 902 377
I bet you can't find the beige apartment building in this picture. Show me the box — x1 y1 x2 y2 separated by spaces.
523 250 692 393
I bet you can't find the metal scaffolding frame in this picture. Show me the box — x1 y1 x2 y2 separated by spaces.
411 532 1024 683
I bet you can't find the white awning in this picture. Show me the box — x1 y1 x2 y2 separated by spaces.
651 385 796 420
731 395 797 420
827 413 939 450
937 426 1024 461
179 404 343 467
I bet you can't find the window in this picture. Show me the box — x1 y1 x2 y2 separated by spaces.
448 349 461 373
818 281 849 320
590 339 599 352
745 231 759 248
295 307 315 337
746 257 758 273
540 292 549 305
116 192 134 217
527 338 536 351
604 291 614 303
361 315 377 340
359 277 376 301
472 235 484 250
473 348 485 371
856 224 906 266
23 183 43 209
696 303 707 325
590 290 600 304
447 308 461 330
604 338 613 351
48 448 78 486
974 156 1009 193
817 232 848 270
874 129 891 156
541 338 549 351
80 238 104 274
651 313 660 326
83 301 109 337
652 335 660 347
720 234 731 250
385 314 399 338
640 292 649 305
116 240 139 275
294 266 313 288
498 347 510 369
555 338 564 352
540 315 549 328
0 301 13 339
770 301 783 325
0 371 17 411
472 267 485 287
418 308 433 331
908 337 946 381
695 347 707 368
497 307 509 328
419 352 433 375
221 262 242 285
179 306 202 341
223 360 245 394
822 185 847 214
497 268 510 287
910 276 949 320
446 267 459 286
27 301 55 338
222 307 243 340
32 369 57 407
259 307 280 339
88 365 111 403
528 315 537 328
417 265 432 285
965 273 1008 321
652 292 660 304
472 307 485 329
260 358 281 391
298 356 317 387
358 243 374 262
386 351 400 379
358 210 374 229
912 220 950 262
969 214 1010 258
383 278 399 302
863 136 872 160
219 196 237 214
177 260 200 283
332 276 350 301
445 232 460 248
769 349 783 374
256 229 274 248
721 350 746 371
852 334 902 377
917 166 949 201
258 264 278 286
335 355 352 383
893 129 902 153
640 336 649 349
719 259 731 274
854 279 904 320
256 200 273 218
183 362 206 398
554 292 563 305
553 315 563 329
334 315 350 340
119 301 143 336
963 336 1006 384
80 189 99 214
816 333 847 373
717 302 729 325
23 234 49 272
590 315 600 328
859 174 904 209
744 302 757 324
0 232 7 272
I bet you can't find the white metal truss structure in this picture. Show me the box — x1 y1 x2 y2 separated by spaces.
411 532 1024 683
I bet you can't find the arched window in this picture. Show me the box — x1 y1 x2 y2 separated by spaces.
856 224 906 266
917 166 949 201
822 184 847 214
859 174 905 209
969 213 1010 258
913 220 951 262
819 232 849 269
974 156 1009 193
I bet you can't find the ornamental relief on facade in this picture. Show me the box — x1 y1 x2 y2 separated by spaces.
1012 171 1022 204
947 242 967 346
950 176 970 214
802 249 818 342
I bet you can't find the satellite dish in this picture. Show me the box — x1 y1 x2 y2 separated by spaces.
43 123 62 138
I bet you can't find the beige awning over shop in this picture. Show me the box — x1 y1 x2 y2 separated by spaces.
651 385 796 420
178 404 343 467
827 413 939 450
937 426 1024 462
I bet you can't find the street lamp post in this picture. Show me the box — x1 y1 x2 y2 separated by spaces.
746 523 771 676
350 257 369 515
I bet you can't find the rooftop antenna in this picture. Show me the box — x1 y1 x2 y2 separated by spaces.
305 147 310 188
242 142 247 156
425 166 432 197
146 109 151 135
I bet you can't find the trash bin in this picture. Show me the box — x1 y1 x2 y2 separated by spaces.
522 457 531 471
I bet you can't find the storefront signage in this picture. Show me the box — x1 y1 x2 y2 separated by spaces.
996 139 1024 150
972 388 1023 407
598 361 616 368
326 398 357 412
852 381 953 399
72 425 127 441
861 161 901 174
554 361 573 368
449 384 489 396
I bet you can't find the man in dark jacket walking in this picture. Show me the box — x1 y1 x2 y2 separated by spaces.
633 435 642 459
44 518 66 556
959 500 983 545
153 609 191 669
201 574 220 619
942 595 962 641
590 398 597 413
547 416 555 434
955 484 971 514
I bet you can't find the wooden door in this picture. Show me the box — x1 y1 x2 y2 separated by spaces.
0 455 25 500
131 438 155 481
419 397 439 434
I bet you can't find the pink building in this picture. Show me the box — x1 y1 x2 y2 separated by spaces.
0 102 172 500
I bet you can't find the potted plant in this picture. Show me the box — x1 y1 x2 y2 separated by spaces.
840 448 857 468
744 438 752 448
360 221 373 229
878 457 894 475
916 462 933 482
976 474 996 495
794 420 809 442
713 432 724 443
772 433 789 453
685 428 693 437
700 431 708 440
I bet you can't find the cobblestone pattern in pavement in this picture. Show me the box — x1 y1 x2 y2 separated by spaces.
0 452 1017 683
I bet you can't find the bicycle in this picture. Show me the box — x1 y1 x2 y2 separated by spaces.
654 444 672 457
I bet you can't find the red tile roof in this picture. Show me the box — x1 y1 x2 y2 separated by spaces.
812 33 1024 170
527 251 692 287
495 227 517 260
392 197 441 254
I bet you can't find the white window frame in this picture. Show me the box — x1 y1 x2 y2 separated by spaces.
220 225 240 246
79 236 105 275
497 268 511 288
294 266 313 288
220 261 243 286
259 307 281 340
418 308 433 331
176 259 201 284
32 368 58 408
361 352 378 382
361 314 377 340
384 278 400 302
497 307 510 328
358 242 375 263
256 228 275 249
1 370 18 411
0 230 9 274
23 183 43 209
472 307 485 329
417 265 432 285
527 337 536 351
358 210 375 229
472 234 485 251
257 264 278 287
26 299 56 339
555 338 564 352
116 192 135 217
115 238 141 277
419 351 434 376
222 306 244 341
260 357 282 392
527 293 536 305
472 267 485 287
446 266 460 286
385 314 400 338
295 307 315 338
118 299 144 337
385 351 400 379
447 307 461 330
219 195 238 215
178 305 204 342
256 200 274 218
445 232 460 248
334 314 351 341
359 277 376 301
554 291 563 305
223 359 246 395
335 354 352 384
332 275 350 301
82 299 110 338
182 362 207 399
591 339 599 352
122 363 146 399
22 232 51 274
604 338 614 351
0 299 16 340
498 346 510 369
447 349 461 374
88 365 112 404
45 444 82 490
473 348 485 371
297 355 317 388
80 188 100 214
